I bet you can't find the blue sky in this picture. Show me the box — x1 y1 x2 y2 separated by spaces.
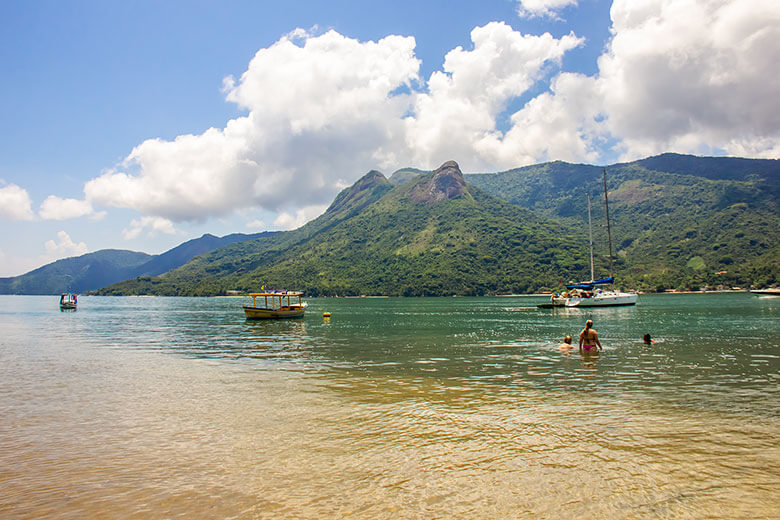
1 0 778 277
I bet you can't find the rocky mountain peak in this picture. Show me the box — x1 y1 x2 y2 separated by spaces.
325 170 391 216
410 161 468 204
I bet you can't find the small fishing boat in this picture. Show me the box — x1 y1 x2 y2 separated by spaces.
243 291 307 319
59 292 77 310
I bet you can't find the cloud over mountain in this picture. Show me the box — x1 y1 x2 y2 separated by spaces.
405 22 584 170
44 231 88 257
85 29 421 224
600 0 780 159
77 0 779 230
82 23 581 225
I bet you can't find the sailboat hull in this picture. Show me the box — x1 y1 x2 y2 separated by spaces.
551 291 638 307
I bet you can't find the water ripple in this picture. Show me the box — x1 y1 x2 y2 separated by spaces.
1 294 779 518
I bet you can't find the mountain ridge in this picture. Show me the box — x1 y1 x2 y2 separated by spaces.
97 161 584 296
465 153 780 290
16 152 779 296
0 231 275 294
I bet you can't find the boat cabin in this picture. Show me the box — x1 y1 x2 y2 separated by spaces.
243 291 307 319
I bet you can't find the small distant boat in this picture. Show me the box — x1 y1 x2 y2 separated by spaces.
751 288 780 297
243 291 307 319
59 292 77 310
542 169 637 308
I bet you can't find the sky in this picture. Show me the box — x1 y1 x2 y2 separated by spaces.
1 0 778 277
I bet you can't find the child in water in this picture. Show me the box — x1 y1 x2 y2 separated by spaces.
559 335 575 351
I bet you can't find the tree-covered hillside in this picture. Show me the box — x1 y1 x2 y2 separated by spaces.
96 154 780 296
466 154 780 290
0 232 273 294
97 162 586 296
0 249 151 295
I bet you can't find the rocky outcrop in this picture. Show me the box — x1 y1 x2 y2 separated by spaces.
410 161 469 204
325 170 392 217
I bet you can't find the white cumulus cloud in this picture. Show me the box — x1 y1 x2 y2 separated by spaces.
0 183 35 221
497 0 780 163
405 22 584 170
489 72 606 165
122 216 178 240
76 3 779 235
44 231 88 257
81 24 582 227
85 29 421 223
245 219 265 230
273 204 329 230
598 0 780 159
516 0 579 19
39 196 94 220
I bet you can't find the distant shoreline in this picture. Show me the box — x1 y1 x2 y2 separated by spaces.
6 289 764 298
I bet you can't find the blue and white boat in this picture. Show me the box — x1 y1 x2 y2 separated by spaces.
59 292 77 310
551 277 637 307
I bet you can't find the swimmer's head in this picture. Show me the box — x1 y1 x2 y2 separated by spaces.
585 320 593 329
564 335 572 344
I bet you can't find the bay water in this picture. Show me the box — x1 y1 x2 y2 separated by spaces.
1 293 778 518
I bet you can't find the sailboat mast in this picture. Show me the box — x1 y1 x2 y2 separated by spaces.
587 192 595 282
602 168 614 278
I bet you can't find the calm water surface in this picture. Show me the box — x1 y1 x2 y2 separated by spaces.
1 293 778 519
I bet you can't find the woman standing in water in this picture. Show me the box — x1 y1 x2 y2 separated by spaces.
579 320 602 354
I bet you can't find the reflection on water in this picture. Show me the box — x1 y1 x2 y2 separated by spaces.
0 293 779 519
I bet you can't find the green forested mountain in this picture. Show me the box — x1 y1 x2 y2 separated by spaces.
97 162 586 296
0 232 273 294
0 249 152 295
96 154 780 296
466 153 780 290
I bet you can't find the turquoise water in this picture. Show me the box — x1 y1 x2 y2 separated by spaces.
1 293 778 518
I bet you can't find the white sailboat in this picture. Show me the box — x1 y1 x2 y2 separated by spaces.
548 170 637 308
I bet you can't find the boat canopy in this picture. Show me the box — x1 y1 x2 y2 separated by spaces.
566 277 614 289
246 290 305 311
248 291 302 297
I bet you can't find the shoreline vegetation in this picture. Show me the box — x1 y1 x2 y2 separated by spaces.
80 288 766 298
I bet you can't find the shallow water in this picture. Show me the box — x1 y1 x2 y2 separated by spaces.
1 293 778 518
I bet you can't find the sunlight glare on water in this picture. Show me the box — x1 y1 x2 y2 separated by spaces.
0 293 778 519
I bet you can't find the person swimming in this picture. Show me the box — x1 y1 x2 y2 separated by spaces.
643 333 655 344
559 335 575 351
579 319 602 354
